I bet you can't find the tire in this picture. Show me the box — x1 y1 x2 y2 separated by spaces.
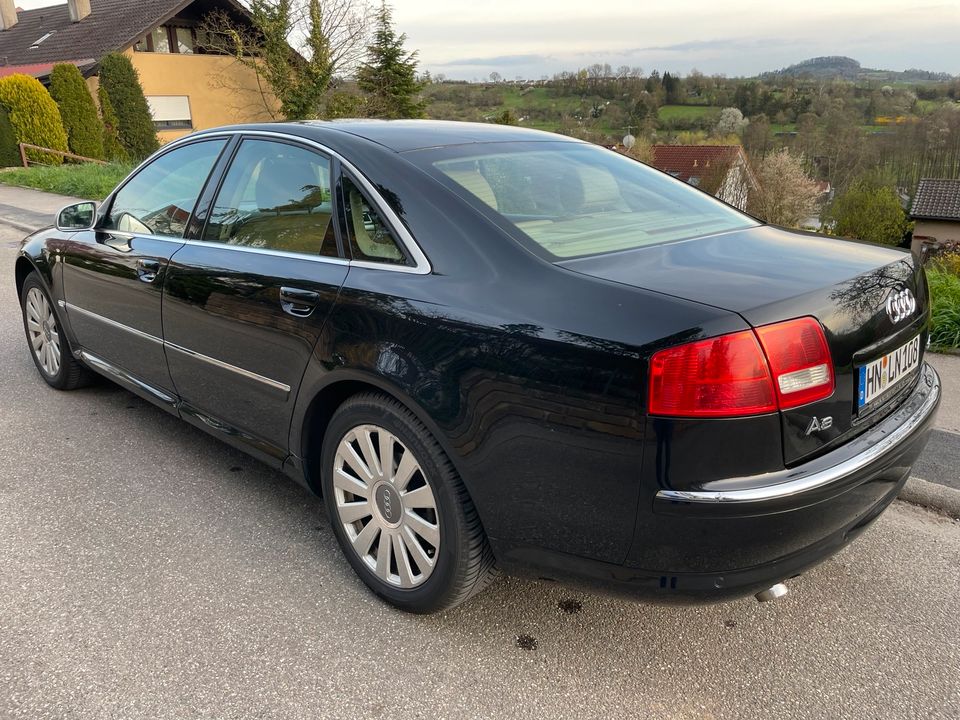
321 392 498 613
20 272 92 390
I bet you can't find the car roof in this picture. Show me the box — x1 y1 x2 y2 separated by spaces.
193 119 579 153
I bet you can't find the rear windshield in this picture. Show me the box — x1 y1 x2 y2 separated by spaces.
407 141 757 260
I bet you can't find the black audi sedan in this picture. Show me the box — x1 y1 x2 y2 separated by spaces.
15 120 940 613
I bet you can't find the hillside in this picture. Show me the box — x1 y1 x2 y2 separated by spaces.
762 56 954 83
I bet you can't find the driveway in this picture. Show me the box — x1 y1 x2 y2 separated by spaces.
3 224 960 718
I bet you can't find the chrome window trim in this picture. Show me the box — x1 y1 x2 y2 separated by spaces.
656 365 941 505
112 129 432 275
63 302 290 395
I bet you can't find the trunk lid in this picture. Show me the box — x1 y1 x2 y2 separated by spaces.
559 225 928 465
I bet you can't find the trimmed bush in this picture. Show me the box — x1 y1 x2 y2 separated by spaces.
97 85 128 162
97 53 158 160
49 63 105 160
0 105 20 167
0 74 69 164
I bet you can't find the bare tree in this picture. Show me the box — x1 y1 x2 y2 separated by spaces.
198 0 371 120
748 149 821 228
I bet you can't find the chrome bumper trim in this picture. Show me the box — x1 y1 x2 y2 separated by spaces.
656 364 941 504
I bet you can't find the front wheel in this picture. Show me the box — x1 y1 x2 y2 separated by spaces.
20 272 92 390
321 393 498 613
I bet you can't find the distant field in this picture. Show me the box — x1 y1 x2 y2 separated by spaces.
657 105 721 121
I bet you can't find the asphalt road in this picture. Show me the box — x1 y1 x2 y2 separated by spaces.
2 235 960 719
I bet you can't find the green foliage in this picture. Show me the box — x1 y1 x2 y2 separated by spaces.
932 252 960 277
323 87 365 119
926 266 960 350
97 86 128 162
0 74 69 164
357 2 425 119
489 109 518 126
251 0 332 119
198 0 351 121
0 161 133 200
825 179 909 245
0 105 20 167
97 53 158 161
49 64 105 160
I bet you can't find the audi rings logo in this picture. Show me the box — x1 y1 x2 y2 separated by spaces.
886 287 916 324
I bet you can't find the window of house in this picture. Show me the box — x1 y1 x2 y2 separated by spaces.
174 27 195 53
134 25 195 53
202 139 339 257
150 27 170 53
340 176 407 265
146 96 193 130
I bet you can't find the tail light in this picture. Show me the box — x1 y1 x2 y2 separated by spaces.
649 317 834 417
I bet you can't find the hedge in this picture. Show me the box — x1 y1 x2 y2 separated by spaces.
97 85 128 162
0 74 69 164
49 63 105 160
0 105 19 167
97 53 158 160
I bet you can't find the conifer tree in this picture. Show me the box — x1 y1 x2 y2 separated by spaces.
357 2 425 119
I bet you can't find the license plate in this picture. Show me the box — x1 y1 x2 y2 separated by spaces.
857 335 921 411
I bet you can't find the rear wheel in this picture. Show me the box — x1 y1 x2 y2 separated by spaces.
20 272 91 390
321 393 498 613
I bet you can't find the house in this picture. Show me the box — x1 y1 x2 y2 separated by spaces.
650 145 757 212
910 178 960 254
0 0 279 144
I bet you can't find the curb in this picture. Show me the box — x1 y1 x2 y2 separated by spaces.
899 476 960 520
0 216 41 233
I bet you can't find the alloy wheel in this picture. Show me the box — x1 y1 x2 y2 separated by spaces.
332 424 440 589
25 287 61 377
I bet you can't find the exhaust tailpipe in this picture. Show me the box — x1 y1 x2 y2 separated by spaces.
754 583 788 602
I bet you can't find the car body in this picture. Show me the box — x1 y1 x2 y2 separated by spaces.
15 120 940 611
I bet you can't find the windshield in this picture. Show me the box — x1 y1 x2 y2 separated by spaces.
408 141 758 260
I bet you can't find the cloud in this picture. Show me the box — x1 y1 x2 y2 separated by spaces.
633 37 789 53
436 54 553 67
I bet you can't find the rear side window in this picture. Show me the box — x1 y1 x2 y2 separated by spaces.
410 141 757 260
105 139 226 237
341 175 407 265
202 138 338 257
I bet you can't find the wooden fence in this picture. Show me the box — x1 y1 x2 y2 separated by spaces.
18 143 107 168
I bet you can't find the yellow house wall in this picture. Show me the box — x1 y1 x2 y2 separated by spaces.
125 49 280 143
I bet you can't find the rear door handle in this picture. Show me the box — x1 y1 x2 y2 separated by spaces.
280 286 320 317
137 258 161 283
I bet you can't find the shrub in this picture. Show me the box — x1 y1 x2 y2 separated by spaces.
0 105 20 167
49 63 105 160
927 266 960 350
825 180 909 245
97 53 158 160
0 74 69 164
97 85 128 162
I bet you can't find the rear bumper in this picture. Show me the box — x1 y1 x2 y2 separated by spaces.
654 361 941 516
499 362 941 603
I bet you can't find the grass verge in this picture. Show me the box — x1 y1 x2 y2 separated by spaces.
0 162 133 200
927 265 960 351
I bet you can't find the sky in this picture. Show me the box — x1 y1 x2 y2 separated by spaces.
13 0 960 80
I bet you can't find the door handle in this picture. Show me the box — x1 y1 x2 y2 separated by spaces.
280 286 320 317
137 258 161 283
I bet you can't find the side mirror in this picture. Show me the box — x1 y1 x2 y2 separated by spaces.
56 201 98 231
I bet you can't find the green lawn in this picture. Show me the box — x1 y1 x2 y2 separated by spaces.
0 162 133 200
657 105 721 121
